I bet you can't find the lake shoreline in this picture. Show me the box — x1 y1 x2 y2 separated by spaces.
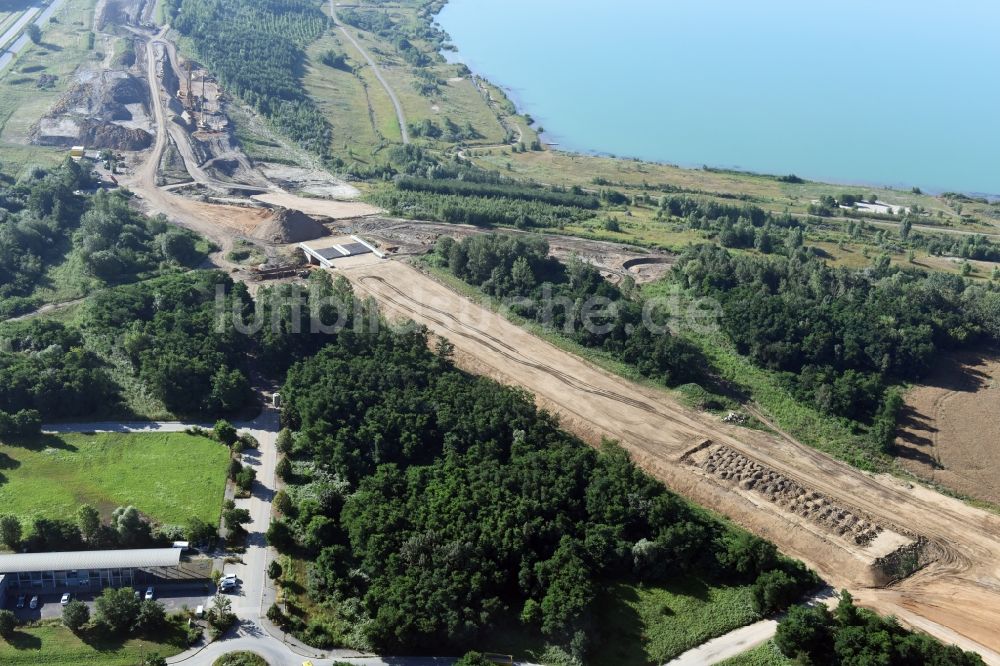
432 0 999 199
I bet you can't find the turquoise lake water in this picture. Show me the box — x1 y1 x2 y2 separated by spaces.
436 0 1000 196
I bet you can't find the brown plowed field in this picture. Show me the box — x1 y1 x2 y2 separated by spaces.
342 258 1000 664
896 351 1000 505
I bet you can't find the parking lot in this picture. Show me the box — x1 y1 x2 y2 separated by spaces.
7 584 221 621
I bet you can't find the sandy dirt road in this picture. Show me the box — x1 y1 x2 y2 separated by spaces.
251 191 380 219
340 258 1000 664
125 30 376 256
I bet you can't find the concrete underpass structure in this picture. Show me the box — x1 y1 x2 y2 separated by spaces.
299 235 384 268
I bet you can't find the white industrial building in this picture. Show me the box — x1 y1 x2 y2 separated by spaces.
0 548 183 605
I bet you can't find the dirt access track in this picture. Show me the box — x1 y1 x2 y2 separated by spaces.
340 258 1000 663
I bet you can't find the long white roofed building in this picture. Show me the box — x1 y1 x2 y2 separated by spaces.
0 548 182 605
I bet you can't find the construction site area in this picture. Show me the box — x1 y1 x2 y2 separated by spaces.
317 257 998 662
10 0 1000 660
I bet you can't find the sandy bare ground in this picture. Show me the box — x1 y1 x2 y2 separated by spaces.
896 351 1000 505
251 192 381 219
339 258 1000 664
349 217 674 283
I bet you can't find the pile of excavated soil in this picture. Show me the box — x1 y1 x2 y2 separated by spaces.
82 120 152 150
32 118 152 149
252 207 329 244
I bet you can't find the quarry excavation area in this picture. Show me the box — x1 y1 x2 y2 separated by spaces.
341 258 1000 664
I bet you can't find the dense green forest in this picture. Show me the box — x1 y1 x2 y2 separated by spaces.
433 233 704 387
427 228 1000 463
0 270 254 425
0 320 114 431
775 591 982 665
81 271 254 416
674 244 1000 449
0 161 206 319
165 0 332 154
269 322 815 659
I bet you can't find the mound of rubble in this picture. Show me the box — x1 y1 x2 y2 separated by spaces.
252 207 329 244
699 445 885 546
34 118 152 150
32 71 152 150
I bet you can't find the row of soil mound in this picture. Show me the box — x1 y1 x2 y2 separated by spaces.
252 207 329 244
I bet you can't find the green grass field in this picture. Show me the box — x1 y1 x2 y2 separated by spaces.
0 432 230 529
718 640 791 666
589 580 761 665
0 619 187 665
303 31 387 164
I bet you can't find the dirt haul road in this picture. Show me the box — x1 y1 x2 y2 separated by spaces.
125 30 376 259
339 258 1000 664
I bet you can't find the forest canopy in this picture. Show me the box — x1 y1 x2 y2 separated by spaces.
272 320 815 659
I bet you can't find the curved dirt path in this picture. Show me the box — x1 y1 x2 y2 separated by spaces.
330 0 410 144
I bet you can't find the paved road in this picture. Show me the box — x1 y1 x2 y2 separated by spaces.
666 619 778 666
330 0 409 144
43 420 214 433
172 630 459 666
0 5 40 51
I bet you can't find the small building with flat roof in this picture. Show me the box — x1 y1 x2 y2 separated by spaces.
0 548 182 601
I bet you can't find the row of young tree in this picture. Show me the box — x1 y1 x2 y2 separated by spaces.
368 186 596 229
165 0 332 154
395 175 600 209
433 233 704 387
265 320 815 660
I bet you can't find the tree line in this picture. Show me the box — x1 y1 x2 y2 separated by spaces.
396 175 600 209
433 233 704 387
673 243 1000 451
368 186 596 229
